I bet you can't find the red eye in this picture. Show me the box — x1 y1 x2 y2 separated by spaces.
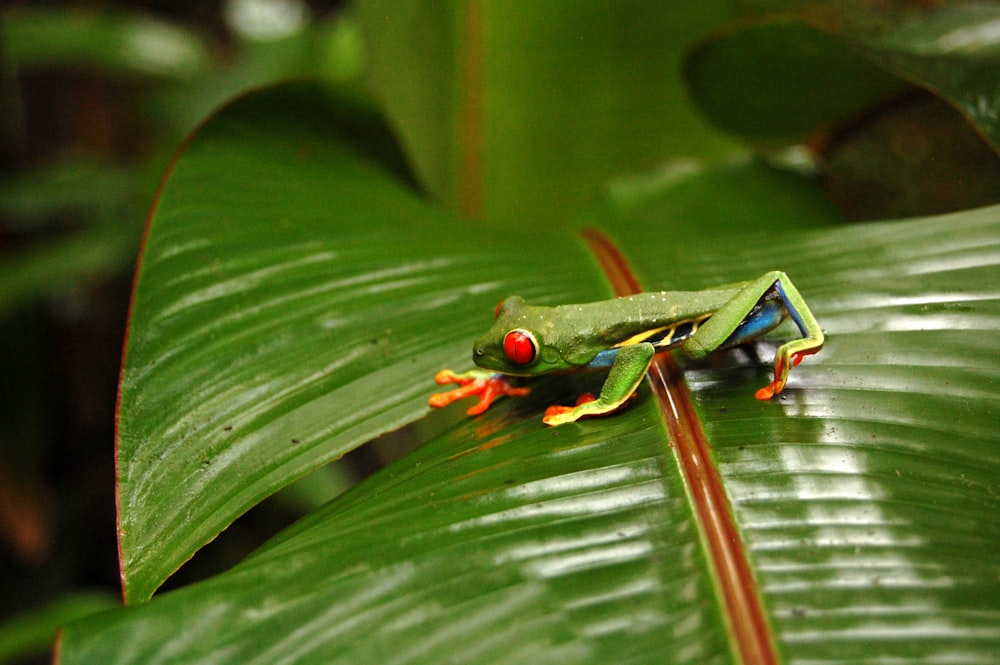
494 301 504 319
503 329 537 365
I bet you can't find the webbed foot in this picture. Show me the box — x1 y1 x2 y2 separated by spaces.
755 348 813 400
542 391 637 426
429 369 530 415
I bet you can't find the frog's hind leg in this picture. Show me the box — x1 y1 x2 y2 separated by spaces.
543 342 655 426
681 271 824 399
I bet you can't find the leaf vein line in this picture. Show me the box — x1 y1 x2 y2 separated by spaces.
579 226 780 665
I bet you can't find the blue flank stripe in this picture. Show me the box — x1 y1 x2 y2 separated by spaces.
587 348 621 369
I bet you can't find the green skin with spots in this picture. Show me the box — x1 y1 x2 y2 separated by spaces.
431 271 824 426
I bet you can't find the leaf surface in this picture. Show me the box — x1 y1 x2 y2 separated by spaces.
85 82 1000 663
615 205 1000 662
74 403 739 664
115 84 845 602
116 84 612 601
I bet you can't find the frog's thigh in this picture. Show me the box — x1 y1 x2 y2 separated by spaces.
544 343 655 425
682 271 786 359
593 342 655 409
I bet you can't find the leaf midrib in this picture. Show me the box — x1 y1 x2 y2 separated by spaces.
581 227 779 664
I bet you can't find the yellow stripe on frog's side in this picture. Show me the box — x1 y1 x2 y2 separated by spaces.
611 313 714 350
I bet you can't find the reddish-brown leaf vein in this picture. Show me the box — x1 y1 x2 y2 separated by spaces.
580 227 779 665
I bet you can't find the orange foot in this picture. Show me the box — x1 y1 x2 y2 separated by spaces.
543 393 597 421
542 391 638 425
755 350 810 400
429 369 530 415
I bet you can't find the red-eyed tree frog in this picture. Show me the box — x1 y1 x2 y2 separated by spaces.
429 271 824 426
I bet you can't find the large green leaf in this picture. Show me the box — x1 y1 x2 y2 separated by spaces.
611 207 1000 661
68 403 737 664
69 81 1000 662
115 84 610 602
114 83 843 604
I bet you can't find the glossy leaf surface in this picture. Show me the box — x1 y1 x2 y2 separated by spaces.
70 80 1000 663
114 84 843 603
115 84 609 602
614 206 1000 662
70 402 736 664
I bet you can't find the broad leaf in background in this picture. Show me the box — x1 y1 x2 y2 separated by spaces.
1 7 209 79
683 19 912 144
0 592 117 663
114 83 846 603
687 2 1000 152
0 223 136 313
0 158 141 312
65 111 1000 660
853 1 1000 152
355 0 740 223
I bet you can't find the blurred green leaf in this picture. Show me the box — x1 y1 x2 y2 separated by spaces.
0 159 137 228
690 3 1000 154
588 156 844 236
854 2 1000 152
2 6 364 142
2 8 209 79
683 19 912 144
149 11 364 135
0 591 118 663
0 223 138 315
356 1 741 224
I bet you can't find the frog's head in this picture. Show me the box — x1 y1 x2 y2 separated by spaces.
472 296 575 376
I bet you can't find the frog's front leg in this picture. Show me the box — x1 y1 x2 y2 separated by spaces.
543 343 654 426
429 369 530 415
682 271 824 399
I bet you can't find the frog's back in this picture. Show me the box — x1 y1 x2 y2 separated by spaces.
554 288 743 348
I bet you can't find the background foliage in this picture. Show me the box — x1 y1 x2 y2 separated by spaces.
1 1 999 664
